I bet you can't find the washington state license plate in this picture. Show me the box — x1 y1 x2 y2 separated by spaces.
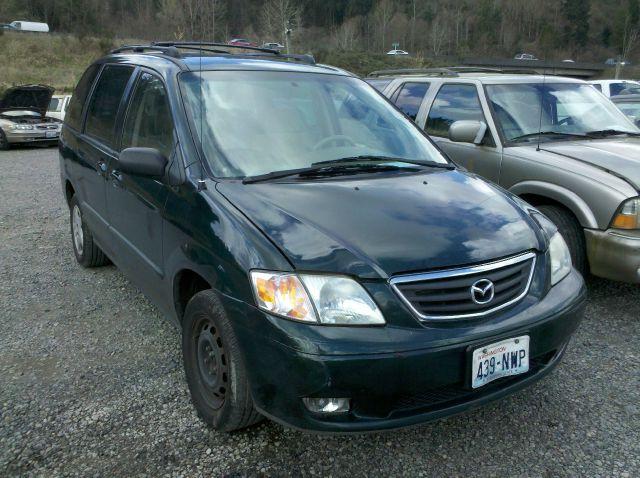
471 335 530 389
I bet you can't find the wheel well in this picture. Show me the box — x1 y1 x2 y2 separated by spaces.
174 270 212 321
64 181 75 207
519 193 566 211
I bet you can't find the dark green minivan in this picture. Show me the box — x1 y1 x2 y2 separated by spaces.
59 43 586 432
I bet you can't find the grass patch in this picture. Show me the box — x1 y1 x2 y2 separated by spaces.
0 32 117 94
313 50 433 77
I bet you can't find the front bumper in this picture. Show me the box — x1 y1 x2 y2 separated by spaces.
586 228 640 284
5 129 59 144
227 270 586 432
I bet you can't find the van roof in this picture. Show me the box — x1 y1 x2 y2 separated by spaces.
105 42 352 77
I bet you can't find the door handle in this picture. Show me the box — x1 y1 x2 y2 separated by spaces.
111 170 123 182
97 160 107 173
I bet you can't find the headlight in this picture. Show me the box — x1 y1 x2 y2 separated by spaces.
611 198 640 230
9 124 34 131
549 232 572 285
250 271 385 325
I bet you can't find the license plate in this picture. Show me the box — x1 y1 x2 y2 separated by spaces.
471 335 529 389
45 131 58 138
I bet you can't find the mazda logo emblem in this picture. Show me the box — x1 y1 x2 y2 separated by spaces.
470 279 495 305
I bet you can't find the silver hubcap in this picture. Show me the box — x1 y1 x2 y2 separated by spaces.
72 205 84 255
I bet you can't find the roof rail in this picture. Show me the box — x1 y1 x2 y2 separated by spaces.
110 44 182 58
367 68 458 78
111 41 315 65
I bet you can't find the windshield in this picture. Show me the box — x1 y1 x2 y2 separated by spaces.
179 70 448 178
486 82 639 143
48 98 61 111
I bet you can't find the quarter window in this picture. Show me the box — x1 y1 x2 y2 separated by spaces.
85 65 134 148
121 73 175 157
426 84 485 137
393 82 430 121
65 64 100 131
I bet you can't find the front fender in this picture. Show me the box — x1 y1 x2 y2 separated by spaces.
509 180 598 229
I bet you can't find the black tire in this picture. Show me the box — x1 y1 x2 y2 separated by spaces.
182 290 262 432
69 195 110 267
538 204 587 275
0 129 9 150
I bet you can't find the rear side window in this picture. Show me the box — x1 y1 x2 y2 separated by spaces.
393 82 430 121
591 83 602 92
121 72 175 157
65 64 100 130
610 83 627 96
85 65 134 148
426 84 485 137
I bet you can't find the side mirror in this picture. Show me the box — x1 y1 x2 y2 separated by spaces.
118 147 167 178
448 120 487 145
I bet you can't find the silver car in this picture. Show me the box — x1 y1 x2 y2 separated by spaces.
370 69 640 283
0 85 62 149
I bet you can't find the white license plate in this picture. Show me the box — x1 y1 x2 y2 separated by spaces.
471 335 530 389
45 131 58 138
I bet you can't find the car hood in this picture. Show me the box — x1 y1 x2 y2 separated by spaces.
0 84 54 118
217 170 544 279
540 138 640 190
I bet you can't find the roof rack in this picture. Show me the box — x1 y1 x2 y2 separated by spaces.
367 68 459 78
110 41 315 65
367 66 535 78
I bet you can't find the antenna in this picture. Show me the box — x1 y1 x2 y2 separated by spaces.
536 58 547 152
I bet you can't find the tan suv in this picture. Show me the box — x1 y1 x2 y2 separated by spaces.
370 68 640 283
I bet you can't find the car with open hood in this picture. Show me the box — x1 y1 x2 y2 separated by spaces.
371 68 640 284
0 84 61 149
59 44 586 433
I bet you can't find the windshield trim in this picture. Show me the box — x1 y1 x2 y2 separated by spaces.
483 82 640 148
177 69 451 181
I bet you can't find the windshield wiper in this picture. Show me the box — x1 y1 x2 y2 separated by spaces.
585 129 640 137
242 156 455 184
311 155 455 170
509 131 589 143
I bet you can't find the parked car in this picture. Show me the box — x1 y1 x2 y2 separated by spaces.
59 44 586 433
611 94 640 126
0 84 61 150
7 20 49 32
47 94 72 121
588 79 640 97
227 38 256 47
371 68 640 284
514 53 538 60
387 49 409 56
261 42 285 50
0 23 15 30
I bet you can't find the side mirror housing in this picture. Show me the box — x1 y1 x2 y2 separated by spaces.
448 120 487 145
118 147 167 178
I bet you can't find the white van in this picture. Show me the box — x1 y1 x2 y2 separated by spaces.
9 21 49 33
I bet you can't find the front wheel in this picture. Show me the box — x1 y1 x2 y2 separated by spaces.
0 130 9 150
538 205 587 276
182 290 262 432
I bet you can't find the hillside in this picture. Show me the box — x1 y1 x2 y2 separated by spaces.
0 31 435 94
0 32 116 94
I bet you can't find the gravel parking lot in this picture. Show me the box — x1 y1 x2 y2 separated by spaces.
1 147 639 477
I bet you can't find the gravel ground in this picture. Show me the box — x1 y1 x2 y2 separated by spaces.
1 147 639 477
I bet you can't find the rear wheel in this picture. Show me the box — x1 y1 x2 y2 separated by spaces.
69 195 110 267
538 205 587 276
182 290 262 432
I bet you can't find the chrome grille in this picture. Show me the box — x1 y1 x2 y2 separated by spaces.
390 252 536 320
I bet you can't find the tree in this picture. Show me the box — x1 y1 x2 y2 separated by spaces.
372 0 394 52
562 0 590 59
260 0 302 52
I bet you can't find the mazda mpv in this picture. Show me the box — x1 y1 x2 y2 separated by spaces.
59 43 586 432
